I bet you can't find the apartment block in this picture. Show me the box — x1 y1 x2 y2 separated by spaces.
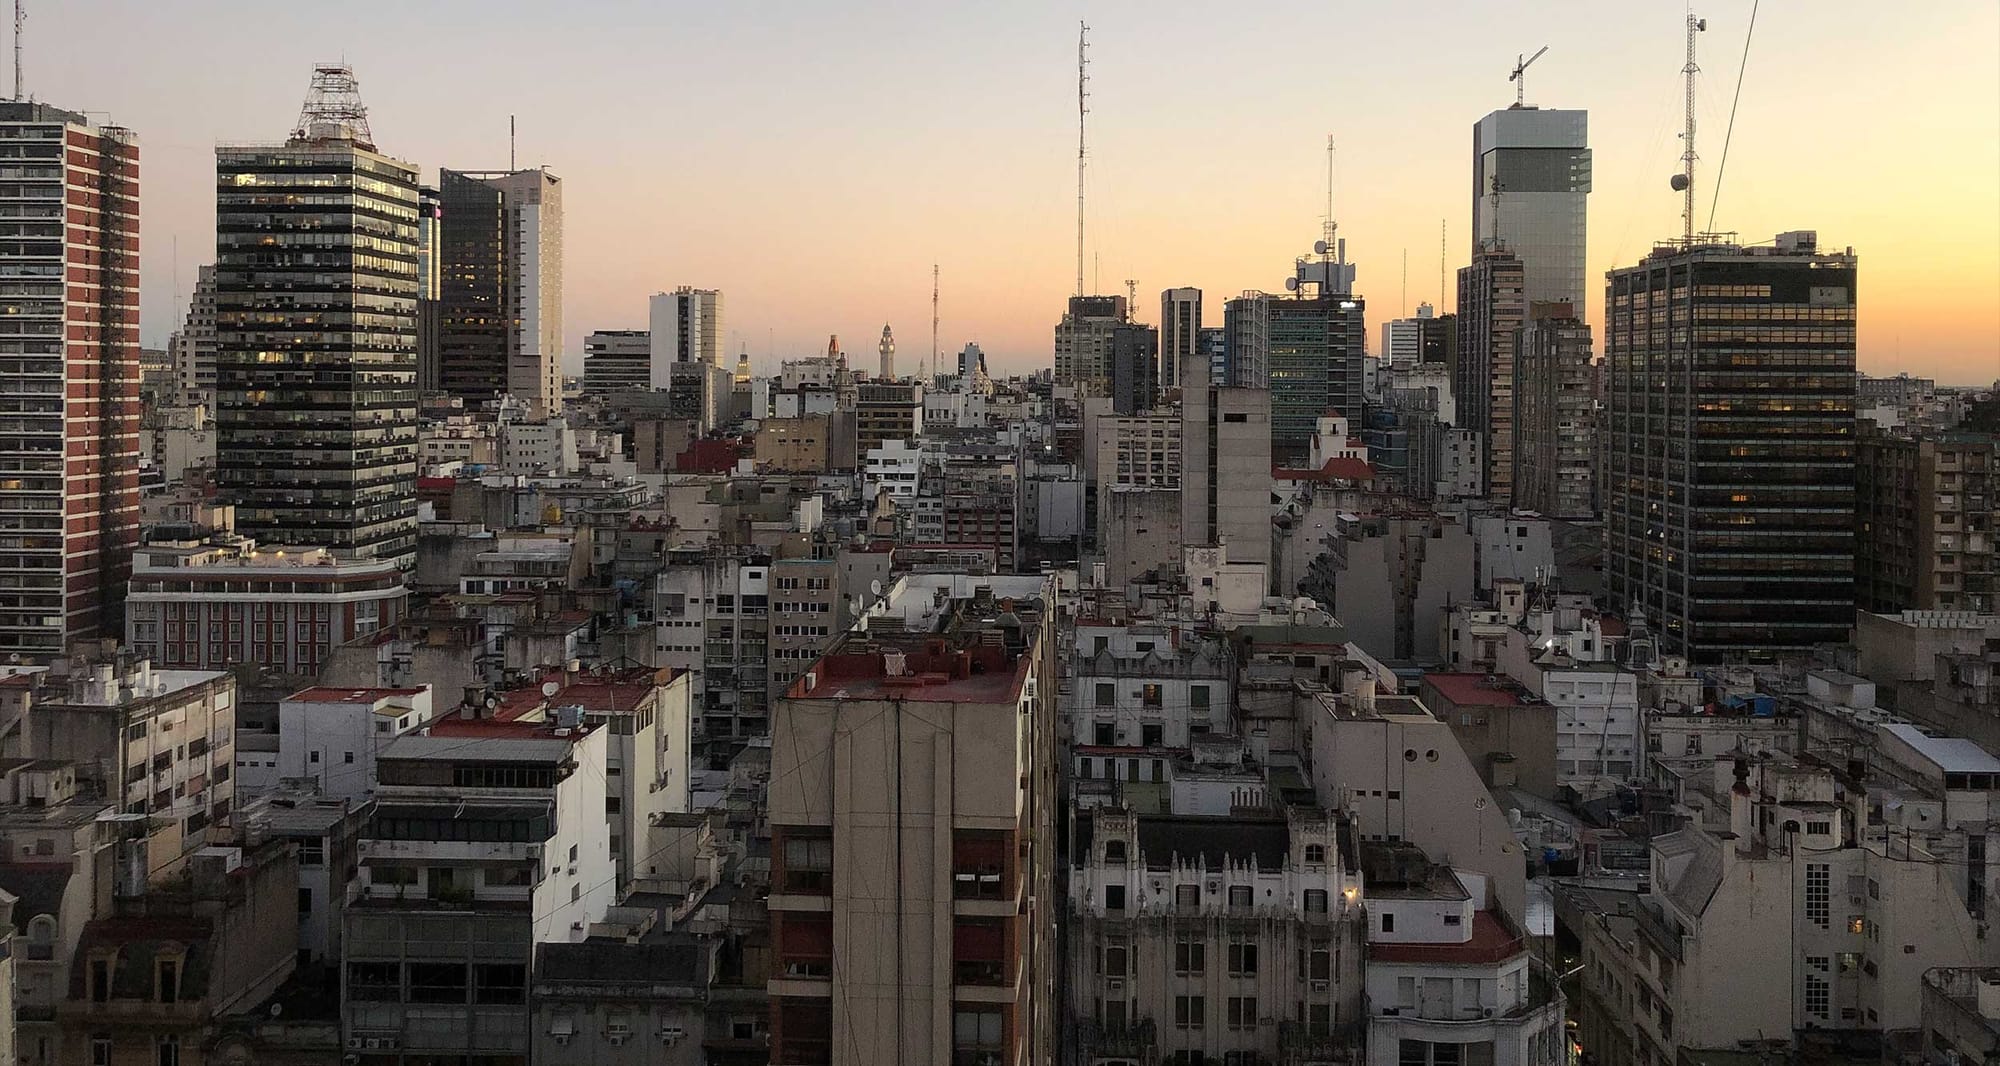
0 102 141 660
125 538 410 674
1857 427 1998 614
767 575 1058 1066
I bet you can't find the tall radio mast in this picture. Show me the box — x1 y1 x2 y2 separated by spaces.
930 263 939 382
1672 12 1707 245
1075 22 1089 297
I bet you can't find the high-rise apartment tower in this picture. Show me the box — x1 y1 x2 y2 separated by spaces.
0 102 141 660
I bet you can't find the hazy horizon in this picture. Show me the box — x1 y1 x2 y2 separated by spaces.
31 0 2000 384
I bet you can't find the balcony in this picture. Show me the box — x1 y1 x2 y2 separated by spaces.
1068 1018 1157 1060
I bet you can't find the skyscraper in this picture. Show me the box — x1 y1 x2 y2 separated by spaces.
1380 303 1431 370
1471 107 1590 310
216 65 421 566
1224 292 1367 465
1108 322 1159 415
437 168 563 416
1513 301 1595 518
415 185 442 393
1604 231 1858 663
1456 249 1526 499
1052 295 1126 391
169 264 218 396
648 286 722 384
0 102 140 660
1159 286 1202 389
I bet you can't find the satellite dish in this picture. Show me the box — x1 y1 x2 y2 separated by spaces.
1669 173 1691 192
540 681 560 698
1285 277 1300 291
269 1003 283 1019
484 696 499 709
868 580 882 595
1313 240 1329 255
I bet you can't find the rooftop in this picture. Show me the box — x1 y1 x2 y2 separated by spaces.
787 577 1049 704
1369 911 1522 965
1881 722 2000 776
378 733 580 764
1423 672 1531 708
284 686 427 705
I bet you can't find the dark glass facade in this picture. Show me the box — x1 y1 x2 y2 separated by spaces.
436 170 507 406
1455 250 1525 498
1603 239 1858 663
1224 294 1366 466
215 140 421 566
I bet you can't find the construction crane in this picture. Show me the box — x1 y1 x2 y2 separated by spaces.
1509 45 1548 108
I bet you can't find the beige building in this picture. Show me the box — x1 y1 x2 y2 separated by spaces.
767 574 1058 1066
1066 807 1366 1064
1180 361 1273 571
1575 749 1996 1063
1857 427 1999 614
3 658 236 870
756 415 834 473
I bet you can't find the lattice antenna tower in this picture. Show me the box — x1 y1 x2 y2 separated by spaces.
930 263 939 382
1075 22 1089 297
1671 13 1707 245
293 63 375 150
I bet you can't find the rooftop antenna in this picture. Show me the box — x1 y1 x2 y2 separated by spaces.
1670 11 1708 245
1322 134 1338 259
1440 218 1446 310
1075 21 1089 297
509 114 516 170
930 263 939 382
1509 46 1549 108
12 0 21 102
1487 174 1503 251
1123 278 1137 320
292 63 375 150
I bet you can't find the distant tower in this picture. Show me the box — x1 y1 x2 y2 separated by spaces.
878 324 895 379
734 345 752 384
827 334 845 370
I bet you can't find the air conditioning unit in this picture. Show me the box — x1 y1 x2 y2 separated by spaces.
1107 977 1125 992
609 1034 628 1047
346 1038 365 1051
552 1034 570 1047
363 1038 383 1051
567 863 578 876
1310 980 1330 993
660 1027 685 1044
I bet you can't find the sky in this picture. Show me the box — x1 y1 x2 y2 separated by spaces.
33 0 2000 383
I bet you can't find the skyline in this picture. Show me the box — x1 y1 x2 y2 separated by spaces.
29 0 2000 383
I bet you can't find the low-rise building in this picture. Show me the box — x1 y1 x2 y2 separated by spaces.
276 686 435 802
1359 842 1565 1066
1067 806 1366 1065
126 539 409 675
342 721 616 1064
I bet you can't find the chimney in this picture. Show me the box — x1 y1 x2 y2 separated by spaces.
1729 758 1754 851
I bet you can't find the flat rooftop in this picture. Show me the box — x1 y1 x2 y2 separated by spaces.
285 686 427 705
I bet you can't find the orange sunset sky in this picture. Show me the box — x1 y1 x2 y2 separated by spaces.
31 0 2000 383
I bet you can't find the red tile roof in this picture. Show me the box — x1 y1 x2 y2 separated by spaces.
1368 910 1523 965
1272 457 1377 483
1422 672 1525 707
